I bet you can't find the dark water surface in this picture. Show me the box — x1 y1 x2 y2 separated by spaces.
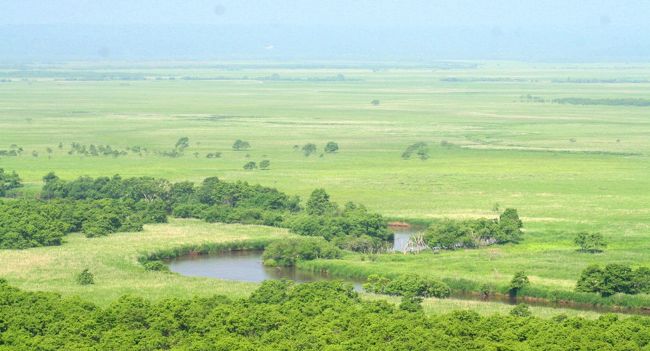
167 250 365 289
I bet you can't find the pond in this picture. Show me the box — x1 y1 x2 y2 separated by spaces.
167 250 365 289
168 226 418 286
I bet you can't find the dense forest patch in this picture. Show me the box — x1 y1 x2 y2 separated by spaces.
0 172 389 250
1 279 649 350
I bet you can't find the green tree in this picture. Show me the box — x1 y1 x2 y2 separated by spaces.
302 143 317 156
259 160 271 170
232 139 251 151
498 208 523 243
306 188 336 216
509 271 529 296
600 264 634 296
76 269 94 285
574 232 607 253
324 141 339 153
243 161 257 170
576 264 604 294
371 99 380 106
0 169 22 196
175 137 190 151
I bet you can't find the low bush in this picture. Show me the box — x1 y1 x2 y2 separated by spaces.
76 269 94 285
364 273 451 298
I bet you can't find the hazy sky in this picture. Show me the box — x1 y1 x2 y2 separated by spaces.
2 0 648 27
1 0 648 61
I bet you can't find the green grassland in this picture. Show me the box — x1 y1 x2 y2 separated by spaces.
1 61 650 313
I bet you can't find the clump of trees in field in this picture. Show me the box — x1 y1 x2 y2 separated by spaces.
3 279 649 350
402 142 430 160
575 232 607 253
232 139 251 151
424 208 523 250
0 144 23 157
1 172 390 251
288 189 392 251
363 273 451 298
262 237 341 266
243 161 257 170
302 143 317 156
0 168 21 196
160 137 190 157
296 141 340 156
324 141 339 153
576 264 650 297
68 142 128 157
553 98 650 107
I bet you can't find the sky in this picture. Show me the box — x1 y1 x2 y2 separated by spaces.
1 0 648 61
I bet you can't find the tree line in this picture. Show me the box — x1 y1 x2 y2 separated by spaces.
1 279 649 350
0 171 390 251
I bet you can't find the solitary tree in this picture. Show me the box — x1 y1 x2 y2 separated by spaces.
232 139 251 151
306 188 336 216
509 271 529 296
243 161 257 170
574 232 607 253
499 208 523 243
259 160 271 170
324 141 339 153
76 269 94 285
302 143 317 156
46 147 53 159
371 99 380 106
175 137 190 151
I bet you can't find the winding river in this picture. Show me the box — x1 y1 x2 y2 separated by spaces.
166 226 649 315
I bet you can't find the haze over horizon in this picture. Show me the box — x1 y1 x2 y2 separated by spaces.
1 0 649 62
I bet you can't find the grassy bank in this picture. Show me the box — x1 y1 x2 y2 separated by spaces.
0 219 289 305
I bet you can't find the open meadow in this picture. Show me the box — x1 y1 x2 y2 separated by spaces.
2 61 650 315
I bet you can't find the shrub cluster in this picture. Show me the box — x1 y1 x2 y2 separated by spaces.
363 273 451 298
424 208 523 249
0 168 21 196
262 237 341 266
68 142 128 157
4 280 648 350
576 264 650 297
288 190 392 250
0 198 167 248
